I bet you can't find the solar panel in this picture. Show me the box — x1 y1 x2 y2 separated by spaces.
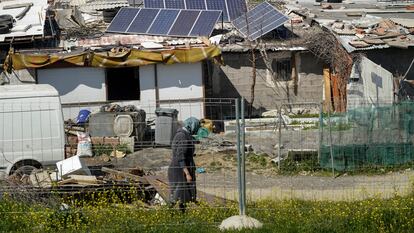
148 9 180 35
107 8 139 33
189 10 221 36
226 0 247 21
165 0 185 8
143 0 245 21
168 10 200 36
144 0 164 8
232 2 288 41
206 0 229 21
185 0 205 9
107 8 220 37
127 8 160 33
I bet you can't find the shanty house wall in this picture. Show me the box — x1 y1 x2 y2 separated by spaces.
139 63 205 121
364 48 414 79
210 51 324 116
1 63 205 121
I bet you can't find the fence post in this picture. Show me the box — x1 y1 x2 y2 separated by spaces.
318 102 323 163
240 97 246 216
235 98 243 215
278 105 282 170
219 98 262 230
328 108 335 177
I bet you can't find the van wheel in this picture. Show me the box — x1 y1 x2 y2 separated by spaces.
13 165 37 177
10 160 42 177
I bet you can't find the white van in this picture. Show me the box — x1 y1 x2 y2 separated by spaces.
0 84 65 178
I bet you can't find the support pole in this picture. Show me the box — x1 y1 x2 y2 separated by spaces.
328 108 335 177
240 97 246 216
219 98 262 231
235 98 242 215
278 105 282 170
318 102 323 163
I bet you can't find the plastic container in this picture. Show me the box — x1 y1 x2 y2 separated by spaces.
114 114 134 137
155 108 178 145
76 109 91 124
200 119 214 132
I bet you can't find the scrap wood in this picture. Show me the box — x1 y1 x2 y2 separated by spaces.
29 170 52 188
58 175 101 186
348 40 370 48
101 167 148 184
386 41 409 49
64 129 79 136
110 150 126 158
378 19 397 30
144 176 233 205
362 38 385 45
374 32 401 39
144 176 170 202
69 175 100 184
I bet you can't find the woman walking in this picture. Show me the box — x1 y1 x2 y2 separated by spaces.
168 117 200 212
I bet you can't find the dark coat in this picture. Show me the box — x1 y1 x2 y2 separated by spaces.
168 128 197 205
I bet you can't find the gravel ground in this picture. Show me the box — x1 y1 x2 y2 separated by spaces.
107 147 414 201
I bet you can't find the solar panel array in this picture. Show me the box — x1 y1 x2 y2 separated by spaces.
232 2 289 41
143 0 247 21
107 7 221 37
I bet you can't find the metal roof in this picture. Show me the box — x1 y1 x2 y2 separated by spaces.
80 0 130 11
60 34 204 48
390 18 414 28
57 0 130 11
338 35 390 53
0 0 48 42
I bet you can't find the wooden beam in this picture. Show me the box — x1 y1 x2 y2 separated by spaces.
101 167 148 184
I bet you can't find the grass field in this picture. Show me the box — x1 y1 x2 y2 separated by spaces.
1 189 414 233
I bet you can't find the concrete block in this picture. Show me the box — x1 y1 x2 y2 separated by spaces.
219 215 263 231
120 136 135 153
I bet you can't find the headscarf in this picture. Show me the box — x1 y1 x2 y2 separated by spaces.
183 117 200 135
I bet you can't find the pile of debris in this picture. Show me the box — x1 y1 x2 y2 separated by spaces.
4 155 227 206
65 104 147 158
326 16 414 51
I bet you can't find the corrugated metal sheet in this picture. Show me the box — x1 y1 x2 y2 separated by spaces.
58 0 129 11
80 0 129 11
220 44 307 52
60 34 203 47
0 0 48 42
338 36 390 53
390 18 414 28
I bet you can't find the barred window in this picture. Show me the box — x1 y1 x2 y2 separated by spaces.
271 59 292 81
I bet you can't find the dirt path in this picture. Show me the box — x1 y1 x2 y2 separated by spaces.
197 171 414 201
110 148 414 201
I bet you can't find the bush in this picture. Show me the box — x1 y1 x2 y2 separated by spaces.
2 191 414 232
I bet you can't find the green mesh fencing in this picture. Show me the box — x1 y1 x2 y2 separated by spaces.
319 102 414 171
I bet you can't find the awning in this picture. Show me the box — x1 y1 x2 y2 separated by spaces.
4 46 222 71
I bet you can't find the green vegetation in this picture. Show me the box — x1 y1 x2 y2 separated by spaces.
247 153 268 167
2 190 414 232
288 113 320 118
209 161 223 171
277 152 321 175
93 143 132 156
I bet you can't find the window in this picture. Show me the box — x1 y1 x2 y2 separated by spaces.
271 59 292 81
106 67 140 101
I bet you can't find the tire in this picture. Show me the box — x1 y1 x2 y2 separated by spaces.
0 14 14 29
13 165 37 177
9 160 42 176
0 24 10 34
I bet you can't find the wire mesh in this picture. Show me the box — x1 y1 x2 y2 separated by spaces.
1 97 414 231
